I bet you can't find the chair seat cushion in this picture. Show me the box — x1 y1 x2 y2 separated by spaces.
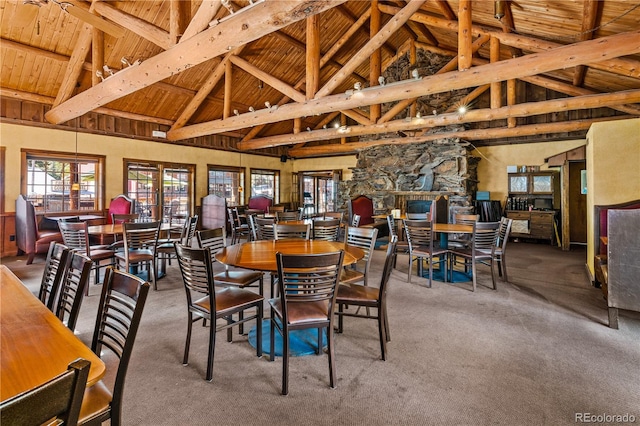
214 270 262 286
340 268 364 284
336 283 378 305
87 249 116 262
413 245 448 257
116 249 154 263
193 287 263 316
79 380 112 424
268 299 329 325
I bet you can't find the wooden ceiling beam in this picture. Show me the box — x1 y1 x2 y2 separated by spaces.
238 89 640 150
170 0 191 46
180 0 223 42
169 29 640 141
287 116 629 157
45 0 347 125
380 4 640 79
573 0 602 87
229 56 307 103
457 0 472 71
53 22 92 107
317 0 426 98
335 4 396 58
93 1 172 50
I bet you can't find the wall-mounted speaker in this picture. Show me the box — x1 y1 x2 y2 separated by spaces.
280 155 288 163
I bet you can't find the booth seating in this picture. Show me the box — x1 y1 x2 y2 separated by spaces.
247 195 273 214
15 195 63 264
348 195 388 238
593 199 640 298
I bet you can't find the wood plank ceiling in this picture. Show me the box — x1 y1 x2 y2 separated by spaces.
1 0 639 158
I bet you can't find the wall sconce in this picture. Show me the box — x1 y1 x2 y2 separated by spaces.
494 0 505 20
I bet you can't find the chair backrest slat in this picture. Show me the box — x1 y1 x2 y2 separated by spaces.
472 221 500 250
39 242 70 311
274 223 311 240
313 218 340 241
255 217 276 240
55 251 92 331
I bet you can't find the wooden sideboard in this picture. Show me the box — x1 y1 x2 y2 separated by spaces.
505 210 557 245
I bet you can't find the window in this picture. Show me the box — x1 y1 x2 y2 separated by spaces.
300 170 340 215
125 160 194 222
208 165 244 206
22 150 104 213
250 169 279 203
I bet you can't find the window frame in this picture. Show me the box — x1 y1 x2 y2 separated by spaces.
123 159 195 222
207 164 245 207
20 149 106 214
250 168 279 204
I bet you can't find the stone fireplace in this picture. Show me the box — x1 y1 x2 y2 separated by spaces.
337 49 480 220
337 135 479 220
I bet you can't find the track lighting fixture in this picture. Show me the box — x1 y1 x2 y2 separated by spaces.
354 82 362 91
233 109 240 116
265 101 271 108
96 70 104 81
378 76 386 86
249 106 255 112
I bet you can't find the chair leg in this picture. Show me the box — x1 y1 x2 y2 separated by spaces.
501 256 508 282
490 258 498 290
269 315 276 362
183 314 193 365
378 311 387 361
471 259 477 292
327 325 336 389
282 326 290 395
206 318 216 382
256 304 263 358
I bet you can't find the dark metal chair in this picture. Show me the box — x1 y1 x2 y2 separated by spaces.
449 221 501 292
54 251 92 332
312 218 341 241
78 267 150 426
114 221 160 290
0 358 91 426
269 250 345 395
336 236 397 361
404 219 448 287
175 244 264 382
273 223 311 240
38 241 70 311
341 226 378 287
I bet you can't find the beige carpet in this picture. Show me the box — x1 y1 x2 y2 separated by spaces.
3 242 639 426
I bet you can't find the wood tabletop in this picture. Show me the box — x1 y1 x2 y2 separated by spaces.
87 222 178 236
0 265 106 402
433 223 474 234
214 240 365 272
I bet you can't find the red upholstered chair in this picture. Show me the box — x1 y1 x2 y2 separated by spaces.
247 195 273 214
15 195 63 264
347 195 388 238
96 195 136 246
106 195 135 224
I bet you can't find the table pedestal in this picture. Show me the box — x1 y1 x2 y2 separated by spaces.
248 319 327 357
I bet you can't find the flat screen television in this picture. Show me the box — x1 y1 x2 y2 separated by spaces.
534 198 553 210
406 200 432 214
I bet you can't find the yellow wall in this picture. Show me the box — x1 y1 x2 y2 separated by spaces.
472 139 586 204
585 118 640 276
0 123 288 209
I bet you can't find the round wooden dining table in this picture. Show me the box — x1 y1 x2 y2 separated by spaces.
214 239 364 272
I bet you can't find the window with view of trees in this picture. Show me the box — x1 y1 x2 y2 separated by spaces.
125 160 194 223
250 169 279 203
208 165 244 206
22 150 104 213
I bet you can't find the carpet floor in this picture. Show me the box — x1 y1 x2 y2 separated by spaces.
3 241 639 426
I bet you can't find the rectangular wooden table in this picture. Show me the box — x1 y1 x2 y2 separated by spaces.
0 265 105 402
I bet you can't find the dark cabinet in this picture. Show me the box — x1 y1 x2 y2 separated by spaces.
506 210 557 245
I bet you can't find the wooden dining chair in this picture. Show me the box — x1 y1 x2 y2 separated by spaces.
58 220 116 293
493 217 514 283
38 241 70 311
449 221 501 291
175 244 264 382
196 227 264 296
78 267 150 426
341 226 378 287
404 219 448 287
269 250 345 395
155 215 198 272
0 358 91 426
115 221 161 290
386 214 409 267
54 251 92 332
227 207 250 244
273 223 311 240
255 217 276 240
276 211 300 222
448 213 480 249
336 236 397 360
312 218 341 241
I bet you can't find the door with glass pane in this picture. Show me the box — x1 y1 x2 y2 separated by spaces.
126 163 160 220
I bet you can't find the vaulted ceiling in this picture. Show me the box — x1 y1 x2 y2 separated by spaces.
1 0 639 158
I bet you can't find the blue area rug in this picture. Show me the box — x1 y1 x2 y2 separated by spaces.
427 268 472 283
248 319 327 357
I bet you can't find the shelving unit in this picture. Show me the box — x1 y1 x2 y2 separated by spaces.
505 170 560 244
